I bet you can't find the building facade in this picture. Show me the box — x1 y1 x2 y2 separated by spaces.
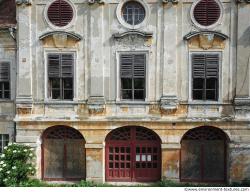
0 0 250 183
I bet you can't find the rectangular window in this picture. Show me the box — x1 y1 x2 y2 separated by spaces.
0 62 10 99
192 53 219 101
0 134 9 154
120 54 146 100
48 53 74 100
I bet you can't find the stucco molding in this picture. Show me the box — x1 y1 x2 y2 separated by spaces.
16 0 32 5
113 30 153 39
88 0 105 4
160 95 179 114
39 31 83 41
162 0 179 4
87 96 106 115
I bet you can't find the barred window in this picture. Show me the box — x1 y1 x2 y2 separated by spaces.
48 53 74 100
120 54 146 100
122 1 145 26
0 62 10 99
192 53 219 101
0 134 9 154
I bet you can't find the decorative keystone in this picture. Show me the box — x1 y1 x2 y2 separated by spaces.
16 0 32 5
88 0 105 5
162 0 179 4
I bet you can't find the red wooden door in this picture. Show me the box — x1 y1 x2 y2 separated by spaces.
42 126 86 181
105 126 161 182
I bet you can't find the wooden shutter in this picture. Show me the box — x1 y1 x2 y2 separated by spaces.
61 54 73 78
48 54 60 77
193 0 221 26
206 54 219 78
133 54 145 78
192 54 219 78
0 62 10 82
120 55 133 78
47 0 73 27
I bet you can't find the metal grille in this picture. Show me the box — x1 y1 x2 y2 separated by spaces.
0 62 10 99
47 0 73 27
193 0 221 26
122 1 145 26
43 126 83 140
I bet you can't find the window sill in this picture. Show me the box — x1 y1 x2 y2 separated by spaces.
116 100 150 105
187 100 224 105
44 99 78 105
0 99 14 103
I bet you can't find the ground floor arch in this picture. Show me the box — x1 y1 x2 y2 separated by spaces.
42 125 86 181
105 126 162 182
180 126 228 183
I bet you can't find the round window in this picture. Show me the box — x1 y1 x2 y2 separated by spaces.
47 0 74 27
192 0 221 28
121 1 145 26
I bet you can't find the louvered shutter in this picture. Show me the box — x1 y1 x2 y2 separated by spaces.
193 0 221 26
61 54 73 78
47 0 73 27
133 54 145 78
0 62 9 82
120 55 133 78
192 54 206 78
206 54 219 78
48 54 60 77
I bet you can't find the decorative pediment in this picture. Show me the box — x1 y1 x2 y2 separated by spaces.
113 30 153 39
39 31 82 48
184 31 228 50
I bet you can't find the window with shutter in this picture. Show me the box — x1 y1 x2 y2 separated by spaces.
192 0 221 27
120 54 146 100
47 0 74 27
48 53 74 100
192 53 219 101
0 62 10 99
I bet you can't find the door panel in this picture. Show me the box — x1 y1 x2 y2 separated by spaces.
181 140 201 180
65 139 86 179
44 139 64 179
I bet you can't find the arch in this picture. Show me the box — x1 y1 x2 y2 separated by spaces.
105 126 161 182
180 126 228 183
42 125 86 181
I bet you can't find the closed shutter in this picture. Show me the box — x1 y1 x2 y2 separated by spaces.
120 55 133 78
192 54 219 78
133 54 145 78
48 54 60 78
193 0 221 26
0 62 10 82
61 54 73 78
47 0 73 27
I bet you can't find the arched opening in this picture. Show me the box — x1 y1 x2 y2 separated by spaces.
42 125 86 181
105 126 161 182
180 126 228 183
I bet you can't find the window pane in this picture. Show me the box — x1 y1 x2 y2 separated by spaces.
134 78 145 89
206 78 217 89
122 90 132 99
52 90 60 99
4 91 10 99
193 90 203 100
4 82 9 90
134 90 144 100
64 90 73 100
193 78 204 89
51 78 60 89
63 78 73 89
121 78 132 89
206 90 217 101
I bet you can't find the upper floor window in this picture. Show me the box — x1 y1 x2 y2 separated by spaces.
48 53 74 100
120 54 146 100
192 53 219 101
47 0 74 28
0 62 10 99
0 134 9 154
122 1 145 26
191 0 222 29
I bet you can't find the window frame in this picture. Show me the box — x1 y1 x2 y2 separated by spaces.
0 61 11 100
44 0 77 30
0 134 9 154
190 0 223 30
45 51 76 101
116 51 148 103
189 52 222 104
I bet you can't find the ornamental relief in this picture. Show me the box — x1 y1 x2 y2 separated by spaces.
114 34 152 49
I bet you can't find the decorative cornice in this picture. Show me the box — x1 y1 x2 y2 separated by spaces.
162 0 179 4
39 31 82 41
88 0 105 5
183 31 229 41
16 0 32 5
113 30 153 39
